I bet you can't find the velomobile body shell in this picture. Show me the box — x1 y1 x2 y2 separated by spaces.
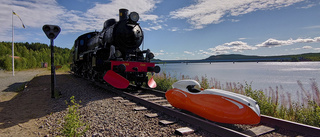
165 80 260 124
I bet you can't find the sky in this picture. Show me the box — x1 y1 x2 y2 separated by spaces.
1 0 320 60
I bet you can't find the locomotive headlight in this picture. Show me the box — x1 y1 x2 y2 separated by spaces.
147 52 154 59
129 12 139 22
115 50 122 58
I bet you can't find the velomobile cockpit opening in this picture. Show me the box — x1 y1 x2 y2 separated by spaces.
187 85 202 93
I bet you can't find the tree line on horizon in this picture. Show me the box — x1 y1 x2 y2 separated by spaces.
0 42 72 71
204 53 320 62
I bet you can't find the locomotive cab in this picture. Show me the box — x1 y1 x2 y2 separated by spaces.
73 32 98 61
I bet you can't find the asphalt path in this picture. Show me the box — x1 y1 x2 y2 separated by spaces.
0 69 47 92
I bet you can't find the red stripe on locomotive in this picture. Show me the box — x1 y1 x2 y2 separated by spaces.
110 61 155 72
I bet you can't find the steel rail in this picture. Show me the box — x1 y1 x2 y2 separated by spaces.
98 84 250 137
260 115 320 136
143 87 320 136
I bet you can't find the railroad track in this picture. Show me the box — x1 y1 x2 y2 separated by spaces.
143 88 320 136
73 73 320 136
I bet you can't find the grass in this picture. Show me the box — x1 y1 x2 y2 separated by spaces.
46 64 71 72
55 64 71 72
153 72 320 127
60 96 89 137
16 83 27 92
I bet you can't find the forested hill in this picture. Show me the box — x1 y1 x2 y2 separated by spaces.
0 42 72 70
205 53 320 61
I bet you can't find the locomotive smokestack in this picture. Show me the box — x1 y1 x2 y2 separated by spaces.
119 9 128 21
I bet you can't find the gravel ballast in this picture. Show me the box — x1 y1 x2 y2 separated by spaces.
1 71 300 136
39 73 215 136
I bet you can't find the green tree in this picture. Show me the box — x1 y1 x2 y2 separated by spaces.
3 56 12 70
0 44 9 56
291 57 299 62
0 41 71 70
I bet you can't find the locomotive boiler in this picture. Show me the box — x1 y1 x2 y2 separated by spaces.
71 9 160 88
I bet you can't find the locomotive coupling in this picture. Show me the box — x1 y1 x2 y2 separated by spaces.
132 67 138 71
113 64 126 73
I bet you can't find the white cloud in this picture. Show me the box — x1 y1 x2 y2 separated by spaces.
0 0 160 41
210 41 257 52
154 49 167 56
230 19 240 22
184 51 195 55
304 25 320 29
1 1 57 40
85 0 160 21
83 0 162 31
170 0 304 29
187 36 320 57
154 52 164 56
299 1 319 9
238 37 248 40
300 3 316 9
291 48 301 50
302 45 312 49
292 45 320 51
256 37 320 47
198 50 215 55
168 27 178 32
201 41 257 55
256 38 294 47
144 25 162 31
0 0 67 40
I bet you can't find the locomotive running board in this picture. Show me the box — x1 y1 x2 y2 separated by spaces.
103 70 129 89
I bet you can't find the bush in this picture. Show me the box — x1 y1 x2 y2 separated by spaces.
244 83 277 116
152 72 177 91
60 96 89 137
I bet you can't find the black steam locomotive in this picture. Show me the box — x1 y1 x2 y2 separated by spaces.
71 9 160 88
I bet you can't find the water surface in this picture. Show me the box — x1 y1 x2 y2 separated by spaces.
160 62 320 98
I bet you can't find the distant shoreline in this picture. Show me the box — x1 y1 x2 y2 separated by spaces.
153 52 320 63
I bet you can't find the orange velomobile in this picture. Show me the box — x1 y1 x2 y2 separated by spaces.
165 80 260 125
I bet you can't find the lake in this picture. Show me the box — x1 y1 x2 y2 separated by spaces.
159 62 320 99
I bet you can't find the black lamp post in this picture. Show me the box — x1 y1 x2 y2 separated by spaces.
42 25 61 98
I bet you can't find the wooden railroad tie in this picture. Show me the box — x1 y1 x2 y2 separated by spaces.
137 94 155 98
124 103 136 106
118 100 130 103
151 99 168 103
133 107 147 111
144 97 163 101
162 104 172 108
159 120 175 125
112 97 123 100
175 127 195 135
243 125 275 136
145 113 158 118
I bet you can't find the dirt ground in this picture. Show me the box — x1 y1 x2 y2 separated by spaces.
0 70 62 137
0 69 47 102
